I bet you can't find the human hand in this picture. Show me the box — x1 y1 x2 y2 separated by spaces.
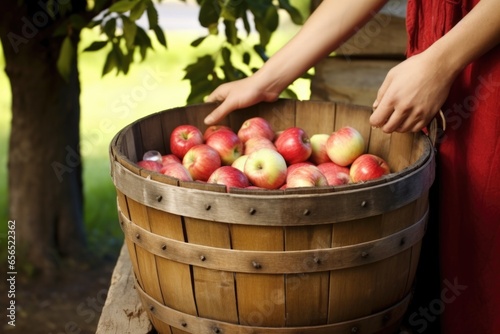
370 51 456 133
204 75 281 125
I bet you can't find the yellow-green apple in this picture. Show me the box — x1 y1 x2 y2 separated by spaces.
207 166 250 190
274 127 312 165
137 160 162 172
142 150 162 163
170 124 204 159
350 154 390 182
160 162 193 181
161 154 181 166
317 162 351 186
309 133 331 165
244 136 276 155
182 144 221 181
205 129 244 165
244 148 287 189
286 165 328 188
231 155 249 173
237 117 275 143
203 125 232 141
326 126 365 166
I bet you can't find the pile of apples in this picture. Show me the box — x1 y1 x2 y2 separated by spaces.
136 117 391 191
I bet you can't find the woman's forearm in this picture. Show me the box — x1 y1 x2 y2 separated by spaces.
254 0 389 95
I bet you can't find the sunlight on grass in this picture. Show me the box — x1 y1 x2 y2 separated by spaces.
0 8 311 254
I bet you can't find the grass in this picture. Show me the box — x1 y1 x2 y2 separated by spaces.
0 14 311 258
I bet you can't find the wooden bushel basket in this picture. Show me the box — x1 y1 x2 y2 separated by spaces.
109 99 435 334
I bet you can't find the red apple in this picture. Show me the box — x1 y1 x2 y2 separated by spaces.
237 117 275 143
231 155 249 173
244 148 287 189
142 150 162 163
160 162 193 181
326 126 365 166
182 144 221 181
137 160 162 172
244 136 277 155
274 127 312 165
205 129 244 165
287 161 314 177
350 154 390 183
286 165 328 188
207 166 250 190
161 154 181 166
317 162 351 186
203 125 233 141
309 133 331 165
170 124 204 159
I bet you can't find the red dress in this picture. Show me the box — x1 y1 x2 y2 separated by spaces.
406 1 500 333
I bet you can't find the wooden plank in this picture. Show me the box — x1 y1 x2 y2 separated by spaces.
310 58 402 107
295 100 336 137
231 224 286 327
328 215 382 322
96 244 153 334
284 224 332 326
184 219 239 323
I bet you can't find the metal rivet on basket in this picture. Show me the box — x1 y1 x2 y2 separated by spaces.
252 261 262 269
351 327 358 333
313 257 321 264
303 209 311 216
156 195 163 202
205 204 211 210
360 200 367 207
200 255 206 261
135 233 140 240
400 237 406 246
249 207 256 215
149 305 155 312
181 322 187 327
120 221 124 226
383 314 390 323
361 251 369 258
213 328 221 334
161 244 167 251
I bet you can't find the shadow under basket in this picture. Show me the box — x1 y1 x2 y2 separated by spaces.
109 99 435 334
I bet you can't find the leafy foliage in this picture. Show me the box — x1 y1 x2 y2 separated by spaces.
183 0 306 104
57 0 307 102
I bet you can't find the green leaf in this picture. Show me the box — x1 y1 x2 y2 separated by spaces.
146 2 159 29
83 40 108 52
242 52 250 65
111 43 124 74
183 55 215 81
199 0 220 28
190 36 207 47
57 36 74 82
152 25 167 48
278 0 304 25
253 44 269 61
134 26 152 48
102 49 117 76
109 0 140 13
129 0 149 21
121 16 137 50
103 18 116 39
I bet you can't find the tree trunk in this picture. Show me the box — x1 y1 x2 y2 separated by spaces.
1 3 87 277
